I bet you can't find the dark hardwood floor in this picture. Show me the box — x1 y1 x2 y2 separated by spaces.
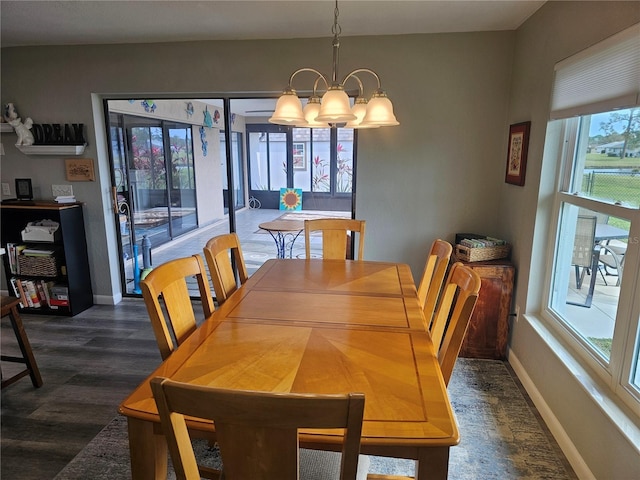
2 298 577 480
1 300 166 480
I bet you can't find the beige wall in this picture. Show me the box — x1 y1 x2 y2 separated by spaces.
0 31 514 302
502 2 640 478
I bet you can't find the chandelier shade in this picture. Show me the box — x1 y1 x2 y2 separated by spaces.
303 96 330 128
315 86 357 123
268 0 398 129
346 97 379 129
269 89 307 125
360 90 399 127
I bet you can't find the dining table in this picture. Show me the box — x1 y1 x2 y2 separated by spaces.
119 258 460 480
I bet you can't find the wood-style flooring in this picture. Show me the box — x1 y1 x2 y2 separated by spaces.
1 299 575 480
1 300 165 480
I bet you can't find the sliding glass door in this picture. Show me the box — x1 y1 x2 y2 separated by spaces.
246 124 354 211
108 109 199 294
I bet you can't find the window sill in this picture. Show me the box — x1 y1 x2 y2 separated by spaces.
517 313 640 453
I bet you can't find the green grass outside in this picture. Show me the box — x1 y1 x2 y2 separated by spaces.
581 154 640 211
588 337 612 358
586 153 640 169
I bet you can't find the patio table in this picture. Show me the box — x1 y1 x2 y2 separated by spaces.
258 219 305 258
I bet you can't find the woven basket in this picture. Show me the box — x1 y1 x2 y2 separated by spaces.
18 255 58 277
455 243 511 262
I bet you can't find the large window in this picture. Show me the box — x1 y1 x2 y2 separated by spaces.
543 23 640 415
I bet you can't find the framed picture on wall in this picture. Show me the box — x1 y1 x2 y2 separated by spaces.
293 143 306 170
65 158 96 181
505 121 530 186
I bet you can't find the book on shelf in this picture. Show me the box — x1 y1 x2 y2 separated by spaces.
8 279 59 309
25 280 42 308
40 280 54 307
35 281 49 307
49 298 69 308
9 277 28 308
5 243 27 273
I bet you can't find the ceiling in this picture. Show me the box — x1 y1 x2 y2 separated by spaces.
0 1 546 48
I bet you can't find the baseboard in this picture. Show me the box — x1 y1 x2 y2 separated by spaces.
508 350 595 480
93 293 122 305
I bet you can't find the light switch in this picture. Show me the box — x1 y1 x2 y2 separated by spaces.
1 182 10 196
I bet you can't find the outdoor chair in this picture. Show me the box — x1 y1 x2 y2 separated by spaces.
151 377 368 480
577 208 626 286
304 218 366 260
568 215 600 308
568 215 625 307
140 254 215 360
203 232 249 304
599 246 625 286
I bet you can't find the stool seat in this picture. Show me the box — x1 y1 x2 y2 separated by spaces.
1 296 43 389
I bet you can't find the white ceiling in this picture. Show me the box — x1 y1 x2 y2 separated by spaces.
0 1 546 48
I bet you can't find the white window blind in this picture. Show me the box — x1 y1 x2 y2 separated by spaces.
550 23 640 119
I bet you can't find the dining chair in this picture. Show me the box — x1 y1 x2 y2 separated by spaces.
1 295 43 389
416 239 453 329
304 218 366 260
140 254 215 360
203 232 249 304
430 262 481 386
151 376 367 480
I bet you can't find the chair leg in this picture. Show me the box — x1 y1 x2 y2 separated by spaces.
598 266 608 286
568 250 599 308
575 265 582 289
1 301 43 389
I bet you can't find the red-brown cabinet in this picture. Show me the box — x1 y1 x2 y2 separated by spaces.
454 257 515 359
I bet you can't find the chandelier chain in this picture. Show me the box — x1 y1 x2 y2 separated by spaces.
332 0 341 37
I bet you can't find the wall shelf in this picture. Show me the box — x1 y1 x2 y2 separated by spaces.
16 144 86 156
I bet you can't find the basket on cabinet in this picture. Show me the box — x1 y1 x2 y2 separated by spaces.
455 243 511 262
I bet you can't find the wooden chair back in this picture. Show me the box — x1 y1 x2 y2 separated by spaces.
203 233 249 304
151 377 365 480
304 218 366 260
416 239 453 328
430 262 481 385
140 255 214 360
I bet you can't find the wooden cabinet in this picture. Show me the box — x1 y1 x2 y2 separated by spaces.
1 202 93 316
455 257 515 359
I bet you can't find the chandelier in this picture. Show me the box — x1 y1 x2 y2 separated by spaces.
269 0 399 129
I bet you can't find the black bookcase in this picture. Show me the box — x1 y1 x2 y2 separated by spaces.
1 202 93 316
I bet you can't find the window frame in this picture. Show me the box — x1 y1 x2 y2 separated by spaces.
540 115 640 417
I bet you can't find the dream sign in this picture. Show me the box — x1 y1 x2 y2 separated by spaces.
31 123 86 145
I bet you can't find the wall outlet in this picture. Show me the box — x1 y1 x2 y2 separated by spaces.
1 182 10 196
52 184 73 197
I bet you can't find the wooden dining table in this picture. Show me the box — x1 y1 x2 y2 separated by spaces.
119 259 460 479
